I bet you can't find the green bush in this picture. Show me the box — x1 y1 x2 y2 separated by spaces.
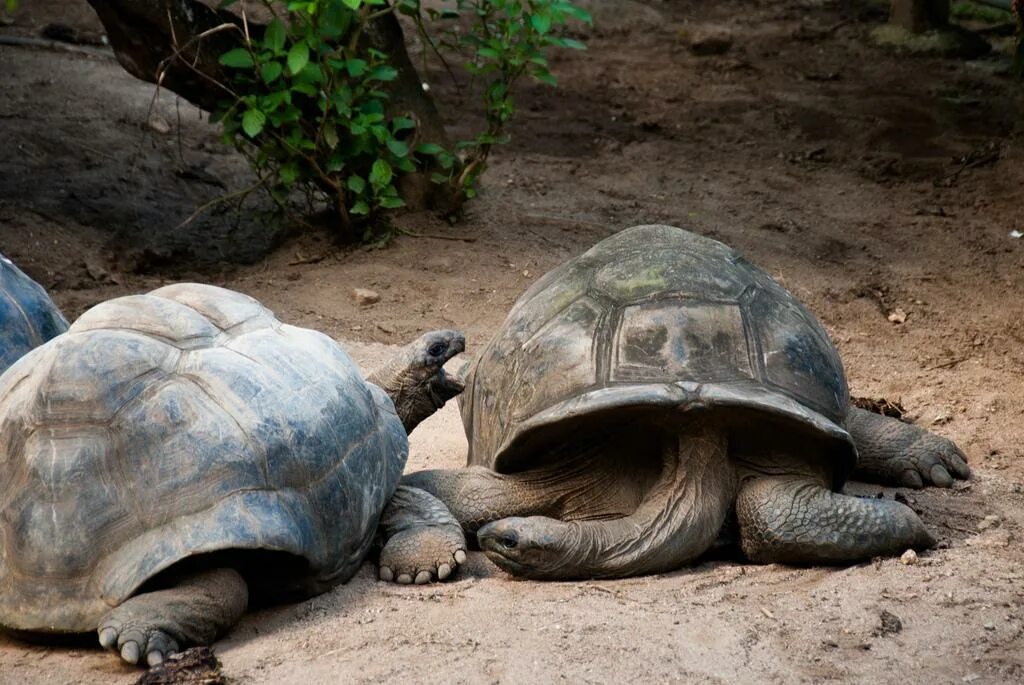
214 0 590 239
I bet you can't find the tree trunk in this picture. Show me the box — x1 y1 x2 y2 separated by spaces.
85 0 450 210
889 0 949 32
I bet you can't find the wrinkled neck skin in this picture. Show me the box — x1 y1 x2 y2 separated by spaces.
368 352 458 434
480 424 735 580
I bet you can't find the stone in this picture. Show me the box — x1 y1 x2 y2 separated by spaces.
353 288 380 306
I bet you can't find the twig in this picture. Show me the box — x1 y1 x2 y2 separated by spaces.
928 356 970 370
396 228 478 243
174 176 269 229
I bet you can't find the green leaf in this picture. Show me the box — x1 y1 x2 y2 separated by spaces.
379 196 405 209
369 159 393 189
347 175 366 193
346 59 368 77
415 142 444 155
350 200 371 215
291 82 318 96
263 19 286 53
392 117 417 132
287 42 309 75
323 123 339 150
561 38 587 50
533 69 558 86
321 2 353 39
368 65 398 82
386 138 409 158
558 4 593 24
342 0 362 9
279 161 300 185
260 61 283 83
219 48 254 68
530 13 552 34
242 109 266 137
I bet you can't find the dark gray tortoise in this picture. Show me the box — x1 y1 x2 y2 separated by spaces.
0 283 466 667
0 253 68 374
404 224 970 579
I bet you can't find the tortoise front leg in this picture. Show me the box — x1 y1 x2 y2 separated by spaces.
736 474 935 564
377 485 467 584
402 466 556 534
97 567 247 667
846 407 970 488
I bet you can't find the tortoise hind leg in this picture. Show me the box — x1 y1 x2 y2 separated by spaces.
846 406 970 489
97 567 247 667
736 475 934 564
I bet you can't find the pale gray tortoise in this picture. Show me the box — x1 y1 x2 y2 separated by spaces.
0 283 466 667
0 252 68 373
403 224 970 579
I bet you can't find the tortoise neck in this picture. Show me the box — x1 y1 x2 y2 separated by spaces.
485 423 736 579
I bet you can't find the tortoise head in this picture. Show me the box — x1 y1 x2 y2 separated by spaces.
477 516 579 579
368 330 466 434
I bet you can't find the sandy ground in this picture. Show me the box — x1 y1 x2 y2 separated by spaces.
1 0 1024 683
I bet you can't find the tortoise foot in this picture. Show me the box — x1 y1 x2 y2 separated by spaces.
379 523 467 584
847 408 970 488
378 485 467 584
96 567 247 667
98 609 181 667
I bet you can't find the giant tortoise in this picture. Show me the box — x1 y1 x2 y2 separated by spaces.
404 224 970 579
0 283 466 666
0 253 68 374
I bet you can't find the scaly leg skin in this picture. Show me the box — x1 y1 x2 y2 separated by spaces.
378 485 467 584
97 567 247 667
846 406 970 488
402 466 556 534
736 475 935 565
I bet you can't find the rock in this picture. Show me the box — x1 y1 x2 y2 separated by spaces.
873 610 903 637
887 307 908 324
684 28 733 56
983 622 996 631
83 257 110 283
899 549 919 565
353 288 380 306
977 515 1000 532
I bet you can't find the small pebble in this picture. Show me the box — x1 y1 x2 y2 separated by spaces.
146 115 172 135
900 549 919 565
978 515 1000 532
353 288 380 306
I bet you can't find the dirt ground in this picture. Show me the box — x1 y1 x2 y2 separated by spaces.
1 0 1023 683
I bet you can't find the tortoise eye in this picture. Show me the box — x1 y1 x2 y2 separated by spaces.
428 342 447 358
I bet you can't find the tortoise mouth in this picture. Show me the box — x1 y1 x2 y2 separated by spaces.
427 366 466 408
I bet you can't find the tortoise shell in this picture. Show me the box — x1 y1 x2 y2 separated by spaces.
461 224 854 477
0 283 405 633
0 254 68 374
